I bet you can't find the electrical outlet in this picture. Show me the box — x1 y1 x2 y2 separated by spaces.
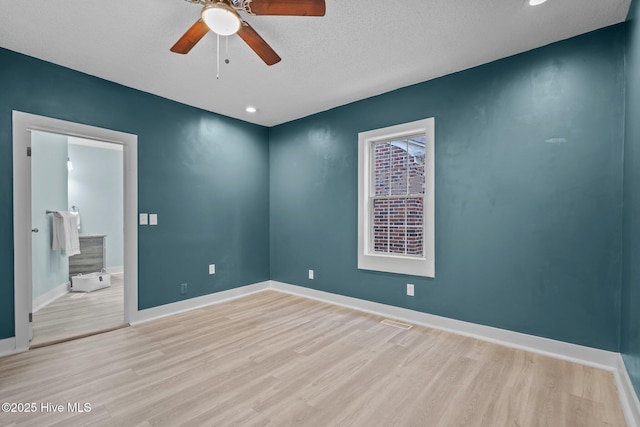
209 264 215 275
309 269 314 280
407 284 414 296
180 283 188 295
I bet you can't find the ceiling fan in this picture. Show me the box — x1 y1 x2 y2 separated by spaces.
171 0 326 66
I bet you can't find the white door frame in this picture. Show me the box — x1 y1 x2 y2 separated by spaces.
12 111 138 352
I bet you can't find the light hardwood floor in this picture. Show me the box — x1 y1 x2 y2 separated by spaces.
31 273 126 347
0 291 627 426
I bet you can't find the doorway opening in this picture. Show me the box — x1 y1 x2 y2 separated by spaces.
12 111 138 351
30 133 126 346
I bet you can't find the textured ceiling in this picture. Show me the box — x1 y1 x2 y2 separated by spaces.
0 0 631 126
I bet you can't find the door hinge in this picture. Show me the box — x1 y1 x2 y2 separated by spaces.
29 312 32 323
27 147 31 157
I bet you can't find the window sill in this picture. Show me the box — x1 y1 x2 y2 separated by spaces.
358 252 434 278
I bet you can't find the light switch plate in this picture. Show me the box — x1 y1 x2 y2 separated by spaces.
139 213 148 225
309 269 314 280
209 264 215 275
149 214 158 226
407 284 414 296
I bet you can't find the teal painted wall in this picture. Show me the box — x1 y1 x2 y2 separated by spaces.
270 25 625 351
30 131 69 299
622 0 640 399
68 142 124 269
0 21 632 358
0 47 270 339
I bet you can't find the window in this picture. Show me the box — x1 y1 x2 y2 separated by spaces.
358 118 434 277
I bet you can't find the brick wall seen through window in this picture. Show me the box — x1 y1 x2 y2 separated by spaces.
371 138 425 256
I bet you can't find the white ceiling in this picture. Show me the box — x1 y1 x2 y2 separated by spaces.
0 0 631 127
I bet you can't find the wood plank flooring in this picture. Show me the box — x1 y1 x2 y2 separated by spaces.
31 273 125 347
0 291 627 426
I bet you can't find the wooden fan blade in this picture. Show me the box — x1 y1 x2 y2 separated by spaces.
237 22 281 66
170 19 209 54
247 0 325 16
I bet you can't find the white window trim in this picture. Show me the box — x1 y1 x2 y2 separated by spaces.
358 118 435 278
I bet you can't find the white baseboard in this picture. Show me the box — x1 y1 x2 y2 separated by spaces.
131 281 271 325
33 281 70 313
105 266 124 275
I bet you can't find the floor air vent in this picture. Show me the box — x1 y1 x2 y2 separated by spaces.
380 319 412 330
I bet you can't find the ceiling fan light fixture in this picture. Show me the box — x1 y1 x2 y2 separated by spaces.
202 3 241 36
528 0 548 5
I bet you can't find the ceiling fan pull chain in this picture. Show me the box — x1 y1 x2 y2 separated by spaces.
216 33 220 80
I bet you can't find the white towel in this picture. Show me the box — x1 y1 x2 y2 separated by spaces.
52 211 81 256
70 211 81 230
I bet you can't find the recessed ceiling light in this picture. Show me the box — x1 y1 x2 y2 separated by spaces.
529 0 547 5
246 106 257 113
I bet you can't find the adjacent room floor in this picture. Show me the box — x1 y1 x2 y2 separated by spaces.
0 290 627 426
30 273 125 347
